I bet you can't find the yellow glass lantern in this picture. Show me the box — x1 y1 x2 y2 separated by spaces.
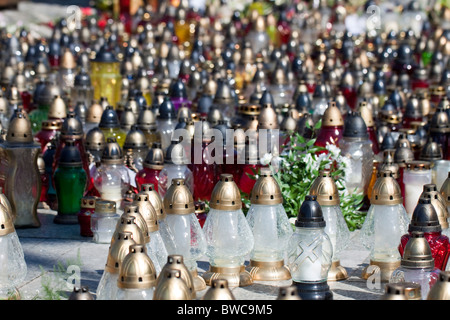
90 46 122 109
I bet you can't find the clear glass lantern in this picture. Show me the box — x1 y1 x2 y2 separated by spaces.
116 244 157 300
245 15 270 55
403 161 432 218
286 195 333 300
309 169 351 281
202 174 254 287
360 170 409 282
96 231 136 300
245 168 292 281
91 200 120 244
0 200 27 299
158 139 194 199
156 97 177 152
390 231 440 299
93 137 132 213
162 178 206 291
72 68 94 109
432 160 450 190
339 111 374 196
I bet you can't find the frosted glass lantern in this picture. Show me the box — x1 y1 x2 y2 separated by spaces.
0 200 27 299
287 195 333 300
116 244 157 300
91 200 120 244
403 161 432 218
245 168 292 281
96 231 136 300
432 160 450 190
309 169 351 281
360 170 409 282
163 178 207 291
202 174 254 287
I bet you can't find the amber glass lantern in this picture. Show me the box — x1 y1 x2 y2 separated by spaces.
90 46 121 109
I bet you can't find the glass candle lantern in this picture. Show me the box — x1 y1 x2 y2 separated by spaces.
311 82 330 123
399 197 450 271
339 111 374 196
381 282 422 300
314 101 344 150
91 200 120 244
195 201 207 228
202 174 254 288
53 141 88 225
137 106 161 148
432 160 450 190
403 161 432 218
93 138 132 213
360 170 409 282
359 100 380 156
123 125 149 172
287 195 333 300
163 178 207 292
140 183 178 256
153 269 191 300
90 46 122 109
116 244 157 300
135 143 164 192
201 279 236 300
0 109 41 228
158 139 194 199
98 106 127 148
427 271 450 300
33 119 61 155
156 254 196 300
132 194 168 274
0 200 27 299
430 106 450 160
169 79 192 112
390 231 440 299
96 231 136 300
77 196 96 237
84 101 104 134
85 127 106 168
441 172 450 214
246 15 269 55
419 184 450 238
245 168 292 281
72 68 94 109
156 97 177 152
309 169 351 281
58 48 77 95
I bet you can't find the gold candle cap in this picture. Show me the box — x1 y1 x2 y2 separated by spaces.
101 137 124 165
143 143 164 170
60 48 77 69
202 279 236 300
86 101 104 123
112 216 146 246
117 244 157 289
163 178 195 215
401 231 435 269
405 160 431 171
95 200 116 214
381 283 409 300
427 271 450 300
370 170 403 205
419 139 443 161
0 200 15 236
309 169 340 206
257 104 279 130
6 109 33 144
158 255 196 299
141 183 165 219
322 101 344 127
137 107 157 131
105 231 136 274
123 125 148 150
48 95 67 119
441 173 450 205
358 100 374 127
122 203 151 242
85 127 106 151
277 286 302 300
41 119 62 131
133 192 158 232
280 109 298 133
210 174 242 211
250 168 283 205
394 147 415 165
153 269 191 300
81 196 96 209
61 112 83 138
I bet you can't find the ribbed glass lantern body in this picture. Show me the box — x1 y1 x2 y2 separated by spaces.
158 164 193 199
91 211 120 244
165 212 206 271
322 205 351 263
360 204 409 263
96 271 119 300
147 230 168 274
287 227 333 283
116 287 154 300
93 164 131 212
203 208 254 268
246 204 292 262
390 266 439 299
0 232 27 291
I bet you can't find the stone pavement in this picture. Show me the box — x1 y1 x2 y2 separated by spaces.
14 209 384 301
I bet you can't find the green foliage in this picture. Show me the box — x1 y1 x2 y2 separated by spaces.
241 121 366 231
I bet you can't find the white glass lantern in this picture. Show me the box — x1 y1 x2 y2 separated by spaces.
163 178 207 291
202 174 254 287
116 244 157 300
91 200 120 244
309 169 351 281
0 200 27 299
360 170 409 282
403 161 432 218
287 195 333 300
245 168 292 281
96 231 136 300
432 160 450 190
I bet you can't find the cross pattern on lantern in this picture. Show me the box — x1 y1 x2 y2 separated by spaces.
290 236 322 271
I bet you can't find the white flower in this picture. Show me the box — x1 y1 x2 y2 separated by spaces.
326 144 341 158
260 153 273 166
